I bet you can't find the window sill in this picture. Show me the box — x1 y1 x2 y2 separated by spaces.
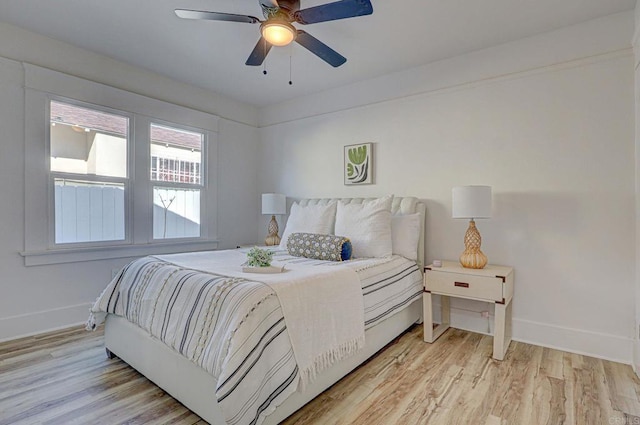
20 240 219 266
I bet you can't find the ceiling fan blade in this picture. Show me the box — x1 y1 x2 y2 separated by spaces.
295 30 346 67
294 0 372 25
175 9 261 24
246 37 273 66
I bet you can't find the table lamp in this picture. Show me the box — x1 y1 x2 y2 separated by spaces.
452 185 492 269
262 193 286 246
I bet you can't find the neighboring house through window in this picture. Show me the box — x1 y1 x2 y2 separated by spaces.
150 123 204 240
50 101 129 244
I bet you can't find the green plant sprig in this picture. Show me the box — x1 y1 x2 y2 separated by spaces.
245 247 274 267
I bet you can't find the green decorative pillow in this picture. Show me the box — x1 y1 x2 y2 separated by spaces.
287 233 352 262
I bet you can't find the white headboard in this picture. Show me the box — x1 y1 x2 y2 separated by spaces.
295 197 426 271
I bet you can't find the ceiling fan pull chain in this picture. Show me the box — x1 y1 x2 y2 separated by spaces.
289 44 293 85
263 38 268 75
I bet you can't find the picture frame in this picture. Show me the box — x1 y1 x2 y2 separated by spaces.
344 143 373 185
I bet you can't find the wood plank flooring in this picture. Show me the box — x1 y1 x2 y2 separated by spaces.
1 324 639 425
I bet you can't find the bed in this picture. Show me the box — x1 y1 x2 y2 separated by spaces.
90 196 426 425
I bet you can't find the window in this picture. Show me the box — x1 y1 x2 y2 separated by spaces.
150 123 204 239
50 101 129 244
23 65 219 266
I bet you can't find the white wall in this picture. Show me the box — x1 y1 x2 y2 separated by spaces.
258 12 636 363
0 25 261 341
217 118 262 250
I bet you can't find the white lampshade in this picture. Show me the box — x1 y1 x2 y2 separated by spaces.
452 186 492 219
262 193 286 215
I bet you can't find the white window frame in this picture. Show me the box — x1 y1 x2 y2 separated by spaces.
22 64 219 266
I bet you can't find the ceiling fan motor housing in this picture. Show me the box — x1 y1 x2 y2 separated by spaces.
263 0 300 20
277 1 300 13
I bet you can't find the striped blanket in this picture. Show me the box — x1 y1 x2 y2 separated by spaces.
88 249 422 425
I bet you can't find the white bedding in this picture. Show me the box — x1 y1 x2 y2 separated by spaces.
89 249 422 425
155 249 365 390
267 249 423 329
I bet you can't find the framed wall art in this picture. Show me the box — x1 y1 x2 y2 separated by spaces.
344 143 373 185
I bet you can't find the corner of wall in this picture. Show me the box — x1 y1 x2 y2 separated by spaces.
258 10 634 127
0 21 259 128
630 0 640 376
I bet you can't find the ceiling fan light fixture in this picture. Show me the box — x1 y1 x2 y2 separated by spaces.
261 20 296 46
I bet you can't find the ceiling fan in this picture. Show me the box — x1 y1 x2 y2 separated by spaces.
175 0 373 68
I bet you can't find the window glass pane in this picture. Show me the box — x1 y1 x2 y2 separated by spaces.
54 179 125 244
153 187 201 239
150 124 203 184
50 101 128 178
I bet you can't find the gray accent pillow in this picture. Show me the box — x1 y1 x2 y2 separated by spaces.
287 233 352 262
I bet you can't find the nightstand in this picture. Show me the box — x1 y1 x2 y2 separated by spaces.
423 261 514 360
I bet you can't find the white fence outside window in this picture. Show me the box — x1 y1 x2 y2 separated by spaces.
54 181 200 243
54 182 125 244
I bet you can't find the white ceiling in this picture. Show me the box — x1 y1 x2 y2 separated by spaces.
0 0 635 107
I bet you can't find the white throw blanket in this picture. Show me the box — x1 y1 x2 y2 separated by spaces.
156 249 365 389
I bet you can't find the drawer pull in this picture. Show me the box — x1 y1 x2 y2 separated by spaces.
454 281 469 288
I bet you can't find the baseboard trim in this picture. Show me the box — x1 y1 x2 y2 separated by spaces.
0 303 92 343
633 340 640 377
1 303 633 365
512 317 632 365
434 304 632 365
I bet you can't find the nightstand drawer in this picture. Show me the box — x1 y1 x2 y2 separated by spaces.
425 271 505 302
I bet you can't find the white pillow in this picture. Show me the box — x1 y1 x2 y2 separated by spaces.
391 213 421 261
279 202 337 249
334 196 393 258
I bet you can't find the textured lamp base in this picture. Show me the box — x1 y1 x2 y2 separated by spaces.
460 251 488 269
264 215 281 246
459 219 488 269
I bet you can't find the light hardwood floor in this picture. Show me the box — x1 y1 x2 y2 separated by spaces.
1 324 639 425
